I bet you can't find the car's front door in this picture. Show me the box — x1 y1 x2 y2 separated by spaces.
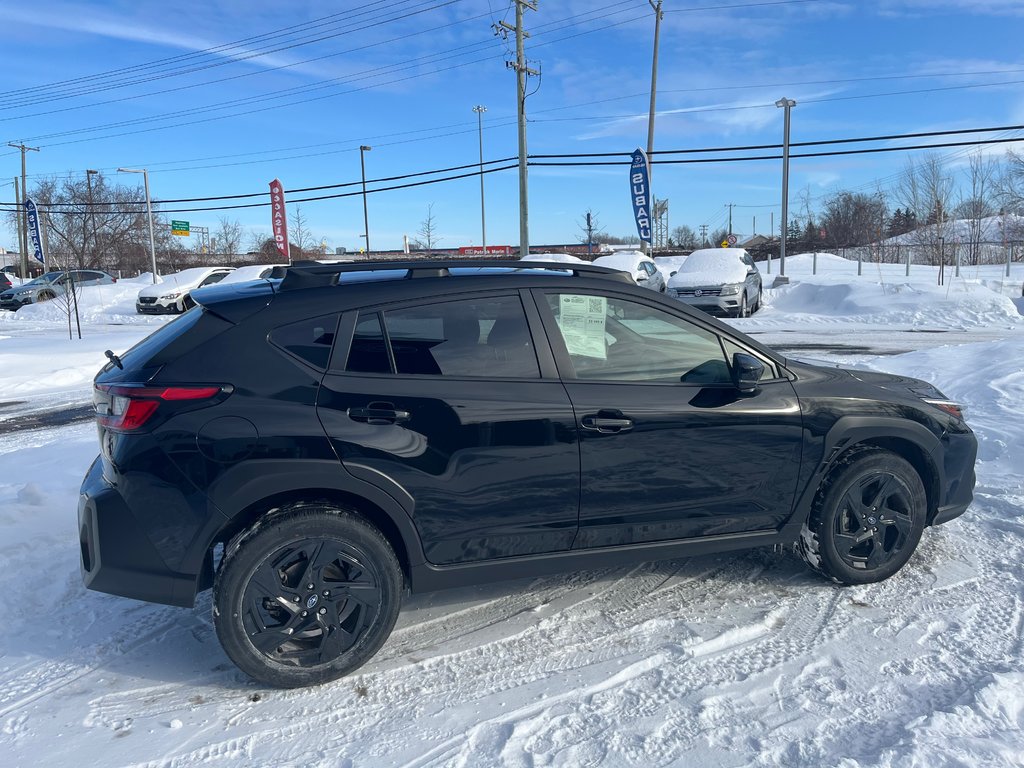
317 292 580 565
534 289 804 549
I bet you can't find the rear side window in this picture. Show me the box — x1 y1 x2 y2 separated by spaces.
270 314 339 369
344 296 539 378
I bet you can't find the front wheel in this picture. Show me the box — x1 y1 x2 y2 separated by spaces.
734 292 749 318
798 449 926 585
37 290 56 302
214 505 402 688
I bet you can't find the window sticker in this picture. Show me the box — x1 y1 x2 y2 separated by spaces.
558 294 608 359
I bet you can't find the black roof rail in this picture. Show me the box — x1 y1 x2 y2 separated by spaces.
270 259 634 290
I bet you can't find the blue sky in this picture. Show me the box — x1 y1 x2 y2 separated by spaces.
1 0 1022 254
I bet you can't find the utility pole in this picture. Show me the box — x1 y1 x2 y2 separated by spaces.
473 105 487 253
646 0 663 161
359 145 372 254
14 177 27 277
727 203 734 236
775 98 796 278
752 216 756 236
498 0 537 258
8 142 39 279
86 169 100 268
699 223 708 247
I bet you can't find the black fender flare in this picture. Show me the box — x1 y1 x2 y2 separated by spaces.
195 459 426 572
781 415 944 540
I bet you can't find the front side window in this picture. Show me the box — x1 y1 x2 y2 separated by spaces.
545 293 731 384
384 295 539 378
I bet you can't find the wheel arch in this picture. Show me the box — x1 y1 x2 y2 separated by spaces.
784 416 945 539
196 459 426 594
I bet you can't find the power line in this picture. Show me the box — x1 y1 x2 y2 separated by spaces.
8 127 1023 215
0 0 458 109
5 4 648 149
0 3 493 120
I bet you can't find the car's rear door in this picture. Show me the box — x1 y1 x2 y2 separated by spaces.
532 288 803 548
316 291 580 566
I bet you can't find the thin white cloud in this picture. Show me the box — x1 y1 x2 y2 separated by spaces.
0 3 343 79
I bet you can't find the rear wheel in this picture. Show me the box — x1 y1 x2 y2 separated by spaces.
214 504 402 688
798 449 926 585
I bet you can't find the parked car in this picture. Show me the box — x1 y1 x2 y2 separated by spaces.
667 247 762 317
216 264 285 285
80 259 976 688
0 269 116 311
135 266 234 314
593 251 666 292
520 252 588 264
0 271 11 291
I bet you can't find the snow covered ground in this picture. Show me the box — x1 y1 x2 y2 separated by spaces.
1 256 1023 766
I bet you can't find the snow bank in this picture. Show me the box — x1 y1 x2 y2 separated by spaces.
2 278 166 326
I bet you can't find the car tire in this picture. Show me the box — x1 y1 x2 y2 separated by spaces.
798 449 926 585
37 290 55 302
182 294 195 311
214 504 403 688
735 293 749 318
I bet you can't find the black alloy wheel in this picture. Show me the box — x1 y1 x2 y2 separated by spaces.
181 294 195 312
799 449 926 584
215 506 402 688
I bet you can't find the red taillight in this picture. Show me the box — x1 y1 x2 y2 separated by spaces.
95 384 225 432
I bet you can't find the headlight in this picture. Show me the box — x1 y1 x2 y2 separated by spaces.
922 398 967 421
720 284 741 296
160 292 181 299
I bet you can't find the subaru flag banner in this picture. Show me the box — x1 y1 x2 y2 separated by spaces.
629 148 652 245
269 179 290 261
24 198 46 265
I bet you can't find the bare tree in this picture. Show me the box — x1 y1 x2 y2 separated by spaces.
213 217 244 260
956 151 997 266
289 205 317 258
820 191 886 249
895 155 955 265
412 203 441 254
669 225 698 249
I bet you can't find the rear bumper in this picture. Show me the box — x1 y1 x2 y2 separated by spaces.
78 457 197 607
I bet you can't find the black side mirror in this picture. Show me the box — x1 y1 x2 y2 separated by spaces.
670 270 678 277
732 352 764 394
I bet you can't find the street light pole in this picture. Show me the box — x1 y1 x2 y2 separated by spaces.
775 98 796 278
473 105 487 253
117 168 158 283
359 145 372 255
646 0 663 258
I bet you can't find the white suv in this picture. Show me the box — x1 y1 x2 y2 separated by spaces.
136 267 234 314
667 248 762 317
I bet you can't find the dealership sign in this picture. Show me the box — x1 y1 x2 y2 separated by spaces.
269 178 290 260
23 198 45 264
629 148 651 245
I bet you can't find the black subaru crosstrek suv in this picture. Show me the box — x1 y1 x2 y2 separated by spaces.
79 260 976 688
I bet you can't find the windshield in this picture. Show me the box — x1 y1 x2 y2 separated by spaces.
24 272 62 286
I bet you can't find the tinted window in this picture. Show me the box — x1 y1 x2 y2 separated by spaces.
545 293 730 384
200 272 229 287
270 314 339 369
385 296 539 378
346 312 391 374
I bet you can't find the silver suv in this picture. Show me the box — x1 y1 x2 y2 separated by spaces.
667 248 762 317
0 269 116 310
